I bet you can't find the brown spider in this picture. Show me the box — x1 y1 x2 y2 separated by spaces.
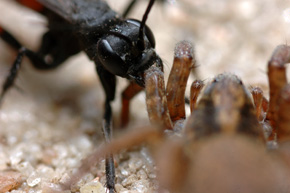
60 42 290 193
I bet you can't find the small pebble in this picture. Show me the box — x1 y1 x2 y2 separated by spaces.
0 171 23 192
80 178 105 193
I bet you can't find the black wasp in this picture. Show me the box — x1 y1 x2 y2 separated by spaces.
0 0 164 192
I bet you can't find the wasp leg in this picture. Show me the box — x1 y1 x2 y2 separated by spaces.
120 81 143 127
96 65 116 193
0 29 22 50
0 29 80 104
0 28 25 101
0 46 60 104
60 125 161 191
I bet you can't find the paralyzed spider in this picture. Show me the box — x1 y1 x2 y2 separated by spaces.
57 41 290 193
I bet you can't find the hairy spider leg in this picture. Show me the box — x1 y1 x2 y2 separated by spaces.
166 41 195 122
145 41 195 130
276 84 290 142
266 45 290 140
189 80 204 113
120 82 143 127
251 86 268 121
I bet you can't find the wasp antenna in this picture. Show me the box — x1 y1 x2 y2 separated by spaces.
138 0 155 50
123 0 138 18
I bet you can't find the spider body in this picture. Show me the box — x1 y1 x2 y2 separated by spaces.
63 42 290 193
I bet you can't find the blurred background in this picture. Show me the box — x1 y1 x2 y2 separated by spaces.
0 0 289 192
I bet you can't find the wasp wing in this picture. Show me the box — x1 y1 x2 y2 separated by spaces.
36 0 74 22
37 0 117 27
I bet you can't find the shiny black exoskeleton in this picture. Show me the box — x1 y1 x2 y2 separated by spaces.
0 0 162 192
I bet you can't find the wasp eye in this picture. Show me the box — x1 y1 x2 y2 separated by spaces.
126 19 155 48
97 39 128 77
